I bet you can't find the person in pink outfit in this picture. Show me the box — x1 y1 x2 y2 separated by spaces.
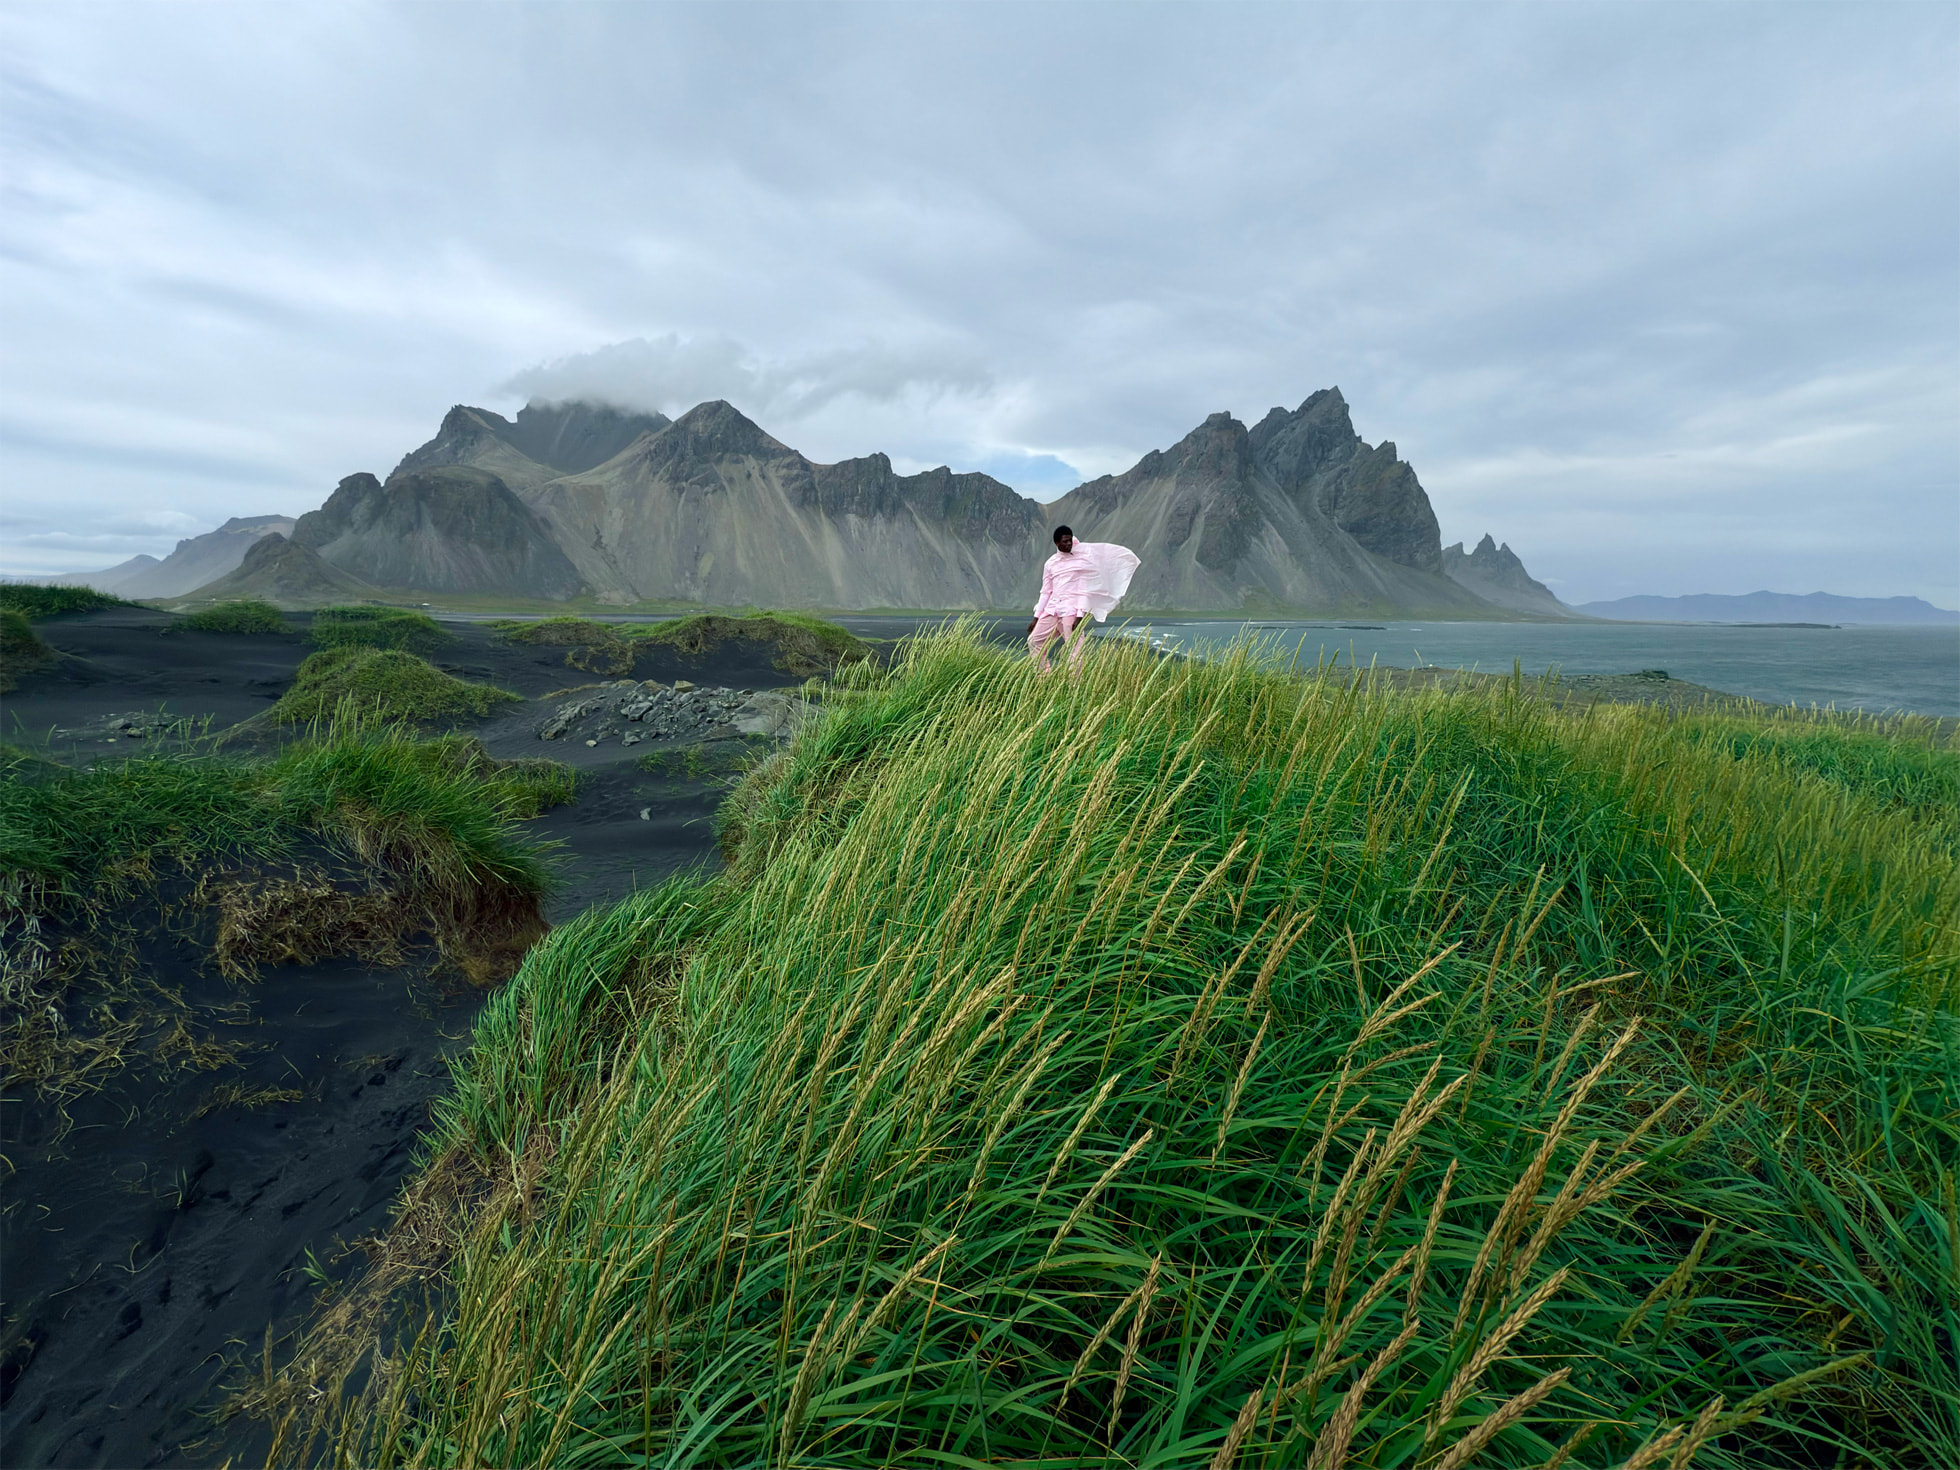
1026 525 1141 673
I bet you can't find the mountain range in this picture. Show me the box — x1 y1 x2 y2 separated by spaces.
42 392 1578 617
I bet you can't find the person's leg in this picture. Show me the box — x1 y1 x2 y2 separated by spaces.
1063 614 1089 674
1027 612 1062 670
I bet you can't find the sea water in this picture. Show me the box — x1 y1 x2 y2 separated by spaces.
1117 620 1960 717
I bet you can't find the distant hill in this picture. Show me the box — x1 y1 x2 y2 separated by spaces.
1577 592 1959 625
184 533 379 609
24 553 161 591
36 517 297 598
1442 534 1570 618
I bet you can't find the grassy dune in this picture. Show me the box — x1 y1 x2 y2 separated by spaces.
494 611 871 678
175 597 288 634
300 626 1956 1467
266 648 518 727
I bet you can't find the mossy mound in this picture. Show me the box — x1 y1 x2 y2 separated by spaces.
638 612 868 676
308 605 448 654
493 617 637 675
174 598 287 635
0 609 55 692
266 648 518 728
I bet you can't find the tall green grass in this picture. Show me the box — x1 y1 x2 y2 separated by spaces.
1 730 568 903
307 627 1956 1468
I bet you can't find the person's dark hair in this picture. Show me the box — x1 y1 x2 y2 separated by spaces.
1052 525 1074 546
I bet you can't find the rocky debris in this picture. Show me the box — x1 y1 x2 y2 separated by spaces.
536 680 814 747
51 711 185 743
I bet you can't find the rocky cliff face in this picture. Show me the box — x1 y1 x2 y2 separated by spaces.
1048 390 1483 614
292 467 585 599
1441 534 1568 617
525 401 1043 608
181 533 379 609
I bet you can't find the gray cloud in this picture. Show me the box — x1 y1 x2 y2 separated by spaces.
0 1 1953 602
501 334 994 428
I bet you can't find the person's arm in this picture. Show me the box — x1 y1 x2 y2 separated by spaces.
1032 561 1054 620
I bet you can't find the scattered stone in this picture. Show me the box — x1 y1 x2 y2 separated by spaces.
51 711 181 743
534 678 816 748
638 808 651 821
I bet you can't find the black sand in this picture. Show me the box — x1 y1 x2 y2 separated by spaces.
1 609 916 1467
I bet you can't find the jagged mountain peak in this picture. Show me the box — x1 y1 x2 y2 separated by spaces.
664 400 792 457
1442 534 1566 617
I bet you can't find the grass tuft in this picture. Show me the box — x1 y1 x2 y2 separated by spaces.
175 598 288 635
267 648 517 728
0 582 130 619
309 605 448 654
285 626 1958 1467
0 609 55 692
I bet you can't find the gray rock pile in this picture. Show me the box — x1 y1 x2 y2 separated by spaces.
51 711 187 743
537 680 813 747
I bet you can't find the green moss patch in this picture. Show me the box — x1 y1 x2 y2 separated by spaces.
267 648 518 728
309 605 448 654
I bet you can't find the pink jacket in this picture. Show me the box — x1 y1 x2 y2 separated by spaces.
1034 542 1141 622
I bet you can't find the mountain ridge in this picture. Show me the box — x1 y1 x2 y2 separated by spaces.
138 390 1571 617
1577 591 1958 625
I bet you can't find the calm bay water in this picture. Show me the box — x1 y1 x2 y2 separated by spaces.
1119 620 1960 717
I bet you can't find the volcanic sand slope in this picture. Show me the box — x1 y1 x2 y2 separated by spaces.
294 626 1957 1468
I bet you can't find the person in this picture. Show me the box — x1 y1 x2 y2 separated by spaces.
1027 525 1140 673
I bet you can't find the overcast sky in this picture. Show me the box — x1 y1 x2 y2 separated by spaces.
3 1 1955 605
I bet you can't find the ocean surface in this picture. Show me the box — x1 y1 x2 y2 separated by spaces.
1115 620 1960 717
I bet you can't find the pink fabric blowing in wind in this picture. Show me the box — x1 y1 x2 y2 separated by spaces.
1032 542 1141 623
